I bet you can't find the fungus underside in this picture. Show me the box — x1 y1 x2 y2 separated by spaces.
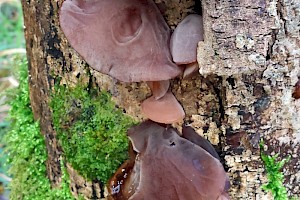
50 82 136 183
3 58 75 200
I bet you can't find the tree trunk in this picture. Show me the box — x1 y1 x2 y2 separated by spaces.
22 0 300 199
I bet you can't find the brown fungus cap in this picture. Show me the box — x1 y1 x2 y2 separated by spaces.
182 125 220 160
146 80 170 100
108 121 230 200
183 62 199 79
141 91 185 124
292 79 300 99
170 14 204 65
59 0 181 82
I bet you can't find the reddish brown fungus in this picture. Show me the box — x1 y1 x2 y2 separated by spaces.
182 125 220 160
170 14 203 79
146 80 170 100
60 0 186 124
108 121 230 200
292 79 300 99
183 62 199 79
170 14 204 65
141 92 185 124
108 143 137 200
60 0 181 82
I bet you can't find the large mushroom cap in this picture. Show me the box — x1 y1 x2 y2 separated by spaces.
108 121 230 200
170 14 204 64
60 0 181 82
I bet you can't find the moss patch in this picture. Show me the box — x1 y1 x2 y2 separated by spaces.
4 58 74 200
50 81 136 183
260 140 291 200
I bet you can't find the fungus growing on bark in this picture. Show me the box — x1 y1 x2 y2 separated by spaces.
182 125 220 160
170 14 204 78
146 80 170 100
59 0 185 124
108 121 230 200
60 0 181 82
141 91 185 124
292 79 300 99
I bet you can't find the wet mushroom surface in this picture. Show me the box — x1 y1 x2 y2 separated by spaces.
108 121 230 200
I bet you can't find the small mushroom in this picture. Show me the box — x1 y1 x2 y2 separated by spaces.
60 0 181 82
182 62 199 79
292 79 300 99
141 92 185 124
170 14 204 78
108 121 230 200
146 80 170 100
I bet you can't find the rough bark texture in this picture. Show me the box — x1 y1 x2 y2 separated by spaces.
22 0 299 199
198 0 300 198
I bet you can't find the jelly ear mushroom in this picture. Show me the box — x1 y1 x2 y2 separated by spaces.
141 92 185 124
59 0 181 82
183 62 199 79
170 14 204 78
108 143 137 200
143 80 185 124
182 125 220 160
60 0 185 124
108 121 230 200
292 79 300 99
170 14 204 64
146 80 170 100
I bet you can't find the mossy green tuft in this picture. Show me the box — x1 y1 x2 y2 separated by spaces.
50 81 136 183
260 140 292 200
4 58 75 200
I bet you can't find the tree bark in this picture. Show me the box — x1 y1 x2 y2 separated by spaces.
22 0 299 199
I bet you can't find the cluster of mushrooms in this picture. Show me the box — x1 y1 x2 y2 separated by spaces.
60 0 230 199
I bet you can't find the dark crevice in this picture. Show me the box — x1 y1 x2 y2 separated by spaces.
213 77 225 123
226 76 236 89
202 76 225 127
99 181 105 198
45 25 63 60
266 0 285 61
194 0 202 15
277 1 286 35
49 1 54 16
206 76 228 170
91 181 98 199
86 67 94 91
266 29 278 61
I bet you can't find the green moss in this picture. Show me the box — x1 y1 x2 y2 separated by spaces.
260 140 290 200
50 81 136 183
4 58 74 200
